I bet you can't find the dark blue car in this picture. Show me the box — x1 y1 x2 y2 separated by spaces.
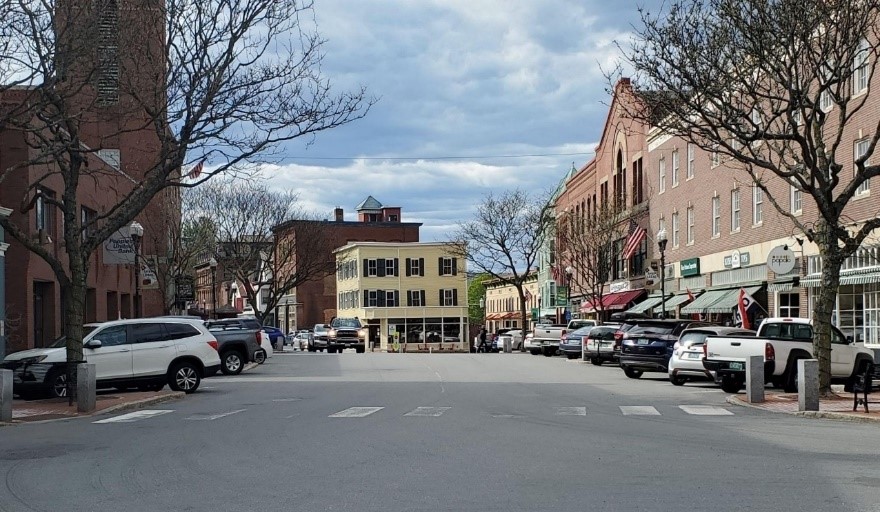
262 326 285 348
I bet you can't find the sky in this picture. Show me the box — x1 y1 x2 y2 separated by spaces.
267 0 653 241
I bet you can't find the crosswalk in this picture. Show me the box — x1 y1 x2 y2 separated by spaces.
92 404 737 424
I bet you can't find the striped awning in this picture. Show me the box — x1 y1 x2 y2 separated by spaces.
702 286 763 314
680 289 729 315
660 293 694 311
801 273 880 287
767 279 796 292
626 295 666 314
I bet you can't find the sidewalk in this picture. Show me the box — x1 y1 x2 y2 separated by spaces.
2 390 184 425
728 388 880 422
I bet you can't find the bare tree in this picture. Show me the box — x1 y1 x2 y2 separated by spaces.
0 0 373 384
190 180 335 325
617 0 880 393
449 190 553 337
557 200 631 322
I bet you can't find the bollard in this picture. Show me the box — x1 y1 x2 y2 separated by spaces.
1 369 12 422
746 355 765 403
77 363 97 413
798 359 819 412
504 338 512 353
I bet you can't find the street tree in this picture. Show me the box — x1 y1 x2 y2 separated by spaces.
556 200 631 323
189 180 335 325
467 272 490 326
449 190 553 337
617 0 880 393
0 0 372 389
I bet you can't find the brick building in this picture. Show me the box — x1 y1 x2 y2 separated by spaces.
482 271 539 334
272 197 421 331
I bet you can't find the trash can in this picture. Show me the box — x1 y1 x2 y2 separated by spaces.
503 338 512 353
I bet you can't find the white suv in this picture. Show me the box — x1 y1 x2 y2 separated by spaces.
1 318 221 399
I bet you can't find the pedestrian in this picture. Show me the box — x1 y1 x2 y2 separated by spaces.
479 328 487 352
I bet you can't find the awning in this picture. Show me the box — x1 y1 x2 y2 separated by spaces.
702 286 763 314
801 272 880 287
659 293 694 311
486 313 502 320
680 289 731 315
626 295 665 314
767 278 798 292
581 289 645 313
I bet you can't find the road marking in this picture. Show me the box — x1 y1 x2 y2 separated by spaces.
93 410 173 424
405 407 451 417
272 398 302 402
620 406 661 416
329 407 384 418
555 407 586 416
679 405 734 416
186 409 247 421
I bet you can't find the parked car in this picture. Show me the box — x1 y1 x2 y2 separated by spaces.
668 326 755 385
288 331 312 351
1 318 221 398
583 324 622 365
310 324 331 352
261 326 286 349
497 329 525 351
559 326 592 359
618 319 715 379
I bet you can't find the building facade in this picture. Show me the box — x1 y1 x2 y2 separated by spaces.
334 242 468 351
0 206 9 359
483 272 539 333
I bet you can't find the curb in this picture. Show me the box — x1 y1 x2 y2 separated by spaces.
726 395 880 423
1 391 185 426
243 362 259 372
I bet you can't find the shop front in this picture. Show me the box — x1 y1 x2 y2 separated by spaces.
580 289 645 320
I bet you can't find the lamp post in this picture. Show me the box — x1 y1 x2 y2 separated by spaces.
208 257 218 318
564 266 573 321
657 228 668 318
129 221 144 318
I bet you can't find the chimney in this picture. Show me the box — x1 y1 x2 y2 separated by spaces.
334 207 344 222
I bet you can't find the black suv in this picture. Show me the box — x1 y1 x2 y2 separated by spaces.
618 319 715 379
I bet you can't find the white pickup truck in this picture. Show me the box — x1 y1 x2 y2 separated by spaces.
703 317 875 393
526 320 597 357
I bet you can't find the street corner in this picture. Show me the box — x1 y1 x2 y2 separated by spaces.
726 391 880 423
5 389 185 425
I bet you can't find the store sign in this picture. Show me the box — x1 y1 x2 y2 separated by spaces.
176 275 195 302
723 250 750 268
644 260 661 291
610 281 630 293
102 228 136 264
680 258 701 277
767 245 796 275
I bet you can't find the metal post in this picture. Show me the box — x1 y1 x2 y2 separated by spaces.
746 355 765 403
77 363 96 413
660 251 666 318
798 359 819 412
211 269 216 319
134 244 141 318
1 369 12 422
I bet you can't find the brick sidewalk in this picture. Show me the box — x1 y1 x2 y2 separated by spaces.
2 390 184 425
728 390 880 422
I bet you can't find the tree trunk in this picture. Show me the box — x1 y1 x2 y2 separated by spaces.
812 223 842 397
63 256 88 403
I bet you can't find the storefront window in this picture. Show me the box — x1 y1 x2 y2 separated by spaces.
442 318 460 343
862 284 880 345
777 292 800 318
834 285 864 341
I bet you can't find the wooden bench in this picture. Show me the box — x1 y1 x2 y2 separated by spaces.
852 362 880 412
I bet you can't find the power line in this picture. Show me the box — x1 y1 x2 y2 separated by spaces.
281 151 595 161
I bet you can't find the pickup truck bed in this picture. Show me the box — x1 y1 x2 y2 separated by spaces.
527 324 566 356
205 325 263 375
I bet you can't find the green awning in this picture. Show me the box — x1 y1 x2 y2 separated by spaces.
801 273 880 287
702 286 763 314
680 289 730 314
660 293 694 311
767 280 796 292
626 295 665 314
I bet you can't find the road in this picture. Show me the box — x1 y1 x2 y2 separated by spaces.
1 351 879 512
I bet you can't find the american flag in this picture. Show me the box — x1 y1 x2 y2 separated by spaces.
187 159 205 179
622 219 647 260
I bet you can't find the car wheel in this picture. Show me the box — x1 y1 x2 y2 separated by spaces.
622 367 643 379
783 358 802 393
254 349 267 364
720 376 743 393
590 357 602 366
566 353 579 360
670 374 687 386
168 362 201 394
529 349 541 356
356 347 365 353
220 351 245 375
47 368 69 398
308 346 316 353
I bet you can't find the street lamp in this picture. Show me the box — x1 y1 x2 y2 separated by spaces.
657 228 668 318
564 266 573 321
208 257 218 318
129 221 144 318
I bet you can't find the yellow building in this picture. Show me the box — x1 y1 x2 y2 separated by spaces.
483 271 539 333
334 242 468 351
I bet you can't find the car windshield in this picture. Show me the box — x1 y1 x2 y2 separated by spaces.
678 332 710 345
628 324 675 336
572 326 594 335
761 322 813 340
568 320 595 330
49 325 99 348
331 318 361 328
589 328 617 340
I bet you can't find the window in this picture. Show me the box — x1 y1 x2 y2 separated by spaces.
854 39 869 96
97 149 121 170
81 206 95 240
753 187 763 225
613 238 627 280
366 259 378 277
658 217 665 236
792 108 802 126
672 212 680 248
385 258 396 277
632 157 644 204
750 107 762 130
659 156 666 193
686 207 694 245
367 290 378 307
408 290 425 307
711 144 720 168
132 323 170 344
777 292 800 318
731 189 741 232
440 289 458 306
671 149 680 187
439 257 457 276
405 257 424 277
384 290 398 307
630 238 648 276
97 0 119 105
92 324 128 346
790 185 802 213
820 59 833 111
35 189 54 232
712 196 721 237
686 144 694 180
855 138 871 195
165 323 201 340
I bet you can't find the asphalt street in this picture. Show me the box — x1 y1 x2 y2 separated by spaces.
1 351 879 512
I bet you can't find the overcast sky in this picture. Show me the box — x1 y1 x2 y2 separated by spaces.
268 0 652 241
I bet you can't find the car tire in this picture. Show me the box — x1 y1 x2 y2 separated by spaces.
720 376 743 393
566 353 579 360
254 349 267 364
356 347 365 353
220 351 245 375
168 361 201 394
622 367 643 379
47 367 69 398
529 349 541 356
670 374 687 386
308 346 316 352
782 358 803 393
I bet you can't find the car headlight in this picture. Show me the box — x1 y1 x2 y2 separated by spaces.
19 355 48 364
328 329 337 338
358 329 367 338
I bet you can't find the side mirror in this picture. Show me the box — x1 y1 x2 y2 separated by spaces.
324 324 331 329
847 335 854 344
85 339 102 349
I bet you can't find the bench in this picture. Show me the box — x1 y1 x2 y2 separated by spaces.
852 362 880 412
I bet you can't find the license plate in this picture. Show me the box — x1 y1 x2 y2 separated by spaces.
687 352 701 359
729 362 744 371
636 338 650 346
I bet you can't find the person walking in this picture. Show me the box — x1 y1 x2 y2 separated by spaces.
478 328 487 353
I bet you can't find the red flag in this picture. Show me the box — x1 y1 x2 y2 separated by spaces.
622 220 647 260
187 159 205 179
686 288 700 320
737 288 757 329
